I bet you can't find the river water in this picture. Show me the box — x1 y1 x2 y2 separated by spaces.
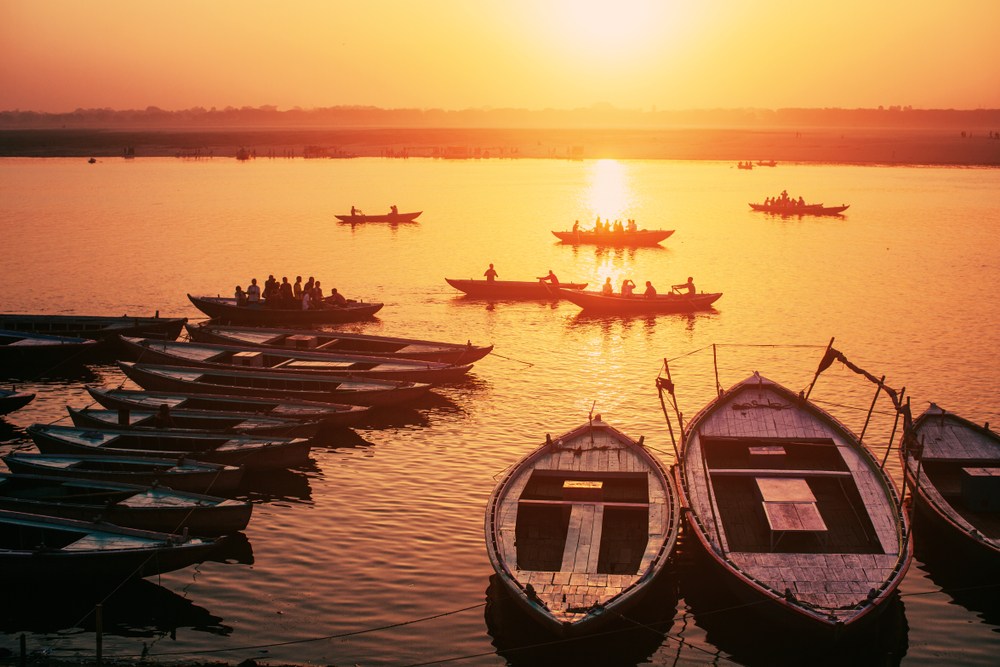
1 156 998 666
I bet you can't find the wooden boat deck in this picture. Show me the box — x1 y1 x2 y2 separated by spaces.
681 376 908 623
493 425 673 625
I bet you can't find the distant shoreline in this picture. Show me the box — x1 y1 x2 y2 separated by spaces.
1 127 998 165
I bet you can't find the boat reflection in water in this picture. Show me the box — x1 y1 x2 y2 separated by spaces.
2 577 237 639
675 534 909 666
484 572 680 666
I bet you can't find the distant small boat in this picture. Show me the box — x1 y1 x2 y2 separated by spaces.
0 313 186 342
0 508 223 582
445 278 588 299
555 288 722 314
2 452 243 495
755 160 778 167
0 329 99 374
87 157 97 164
85 385 370 428
550 229 674 247
118 361 432 407
676 373 911 632
485 416 680 636
27 423 312 470
335 210 421 223
187 294 383 325
749 202 850 216
67 405 321 438
120 336 472 384
185 322 493 365
902 404 1000 561
737 161 754 170
0 387 35 415
0 472 251 536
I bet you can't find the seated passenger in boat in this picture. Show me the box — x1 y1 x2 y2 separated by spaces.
328 288 348 306
672 276 696 295
644 281 657 298
235 285 248 307
601 278 613 295
621 279 635 297
153 404 174 428
627 219 637 232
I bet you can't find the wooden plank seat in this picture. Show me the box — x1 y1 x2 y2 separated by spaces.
756 477 828 550
711 468 853 478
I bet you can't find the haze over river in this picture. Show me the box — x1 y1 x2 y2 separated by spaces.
1 156 998 665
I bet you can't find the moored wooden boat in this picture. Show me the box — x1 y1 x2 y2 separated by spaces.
1 452 243 495
0 508 223 581
0 313 186 342
749 202 850 216
187 294 383 325
551 229 674 247
0 329 99 373
485 416 680 636
27 423 312 470
334 210 421 223
85 385 369 428
120 336 472 384
118 361 432 407
0 472 251 535
445 278 587 299
67 405 321 438
185 322 493 365
901 404 1000 561
0 387 35 415
555 288 722 314
676 373 911 632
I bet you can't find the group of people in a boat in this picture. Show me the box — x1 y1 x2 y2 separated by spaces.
600 276 696 298
572 217 639 235
763 190 808 208
234 275 349 310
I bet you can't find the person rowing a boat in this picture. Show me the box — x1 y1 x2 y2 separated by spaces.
672 276 695 295
537 270 559 286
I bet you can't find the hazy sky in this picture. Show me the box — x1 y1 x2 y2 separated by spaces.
2 0 998 113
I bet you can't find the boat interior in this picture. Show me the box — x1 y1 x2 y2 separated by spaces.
917 459 1000 538
514 470 651 574
702 436 883 554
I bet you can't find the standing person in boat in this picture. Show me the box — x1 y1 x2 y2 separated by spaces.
304 276 315 296
235 285 248 307
672 276 696 295
601 277 614 295
483 263 498 282
537 270 560 286
279 276 294 306
351 206 358 216
644 281 657 298
311 281 324 307
293 276 303 300
572 220 580 234
621 279 636 297
246 278 261 304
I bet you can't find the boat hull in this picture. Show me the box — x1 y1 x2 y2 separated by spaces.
446 278 587 299
551 229 674 246
0 313 186 342
557 289 722 314
68 406 321 438
749 203 850 216
334 211 421 223
187 294 383 325
0 389 35 415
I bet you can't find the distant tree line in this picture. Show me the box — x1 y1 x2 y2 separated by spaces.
1 105 998 130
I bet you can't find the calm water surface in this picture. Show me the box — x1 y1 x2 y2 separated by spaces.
1 157 999 665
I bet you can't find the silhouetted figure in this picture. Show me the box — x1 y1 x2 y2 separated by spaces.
538 270 559 286
672 276 695 295
621 279 635 297
246 278 261 304
644 281 657 298
484 263 498 282
235 285 248 307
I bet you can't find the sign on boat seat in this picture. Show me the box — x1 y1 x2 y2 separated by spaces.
563 479 603 502
756 477 828 550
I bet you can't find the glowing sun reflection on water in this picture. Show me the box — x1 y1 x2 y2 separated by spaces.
584 159 634 223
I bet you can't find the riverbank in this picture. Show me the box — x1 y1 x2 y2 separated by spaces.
2 126 998 165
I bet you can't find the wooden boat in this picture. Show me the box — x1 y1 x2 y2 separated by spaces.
120 336 472 384
0 508 223 581
85 385 370 428
485 416 680 636
756 160 778 167
901 404 1000 561
445 279 587 299
0 329 99 373
0 472 251 536
27 423 312 470
550 229 674 247
676 373 911 631
67 405 321 438
0 313 186 342
334 210 421 223
749 202 850 216
185 322 493 365
555 288 722 314
2 452 243 495
187 294 383 326
0 388 35 415
118 361 432 407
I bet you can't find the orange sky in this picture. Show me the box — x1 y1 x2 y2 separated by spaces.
2 0 998 113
